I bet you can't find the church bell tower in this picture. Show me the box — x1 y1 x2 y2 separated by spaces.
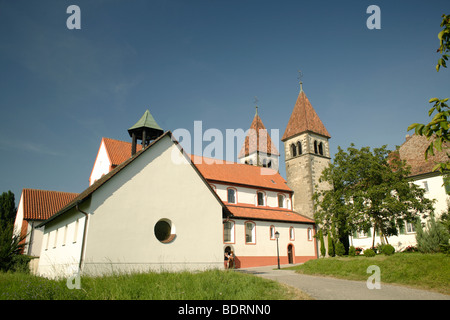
128 109 164 156
282 82 331 219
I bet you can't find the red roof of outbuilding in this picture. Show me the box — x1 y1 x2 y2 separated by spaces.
21 189 79 221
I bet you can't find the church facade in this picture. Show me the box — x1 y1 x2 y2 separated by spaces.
27 85 332 278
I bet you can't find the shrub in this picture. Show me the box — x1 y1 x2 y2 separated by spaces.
363 249 376 257
381 244 395 256
328 235 335 257
335 242 346 256
348 246 356 257
415 214 450 253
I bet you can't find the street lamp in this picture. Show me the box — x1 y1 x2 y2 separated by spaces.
275 231 280 269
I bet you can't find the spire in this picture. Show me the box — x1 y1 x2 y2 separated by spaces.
128 109 164 155
238 108 280 159
282 89 330 141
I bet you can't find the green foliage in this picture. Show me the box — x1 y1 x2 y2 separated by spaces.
408 14 450 172
415 214 450 253
0 222 27 272
0 191 16 228
0 269 310 300
363 249 376 257
335 241 346 256
319 229 326 257
327 235 335 257
381 244 395 256
314 144 434 249
348 246 356 257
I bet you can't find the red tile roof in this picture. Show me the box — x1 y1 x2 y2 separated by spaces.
225 203 314 223
282 90 330 141
397 134 449 176
102 137 142 167
191 155 291 192
238 113 279 158
22 189 79 221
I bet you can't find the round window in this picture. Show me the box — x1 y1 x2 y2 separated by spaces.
154 219 176 243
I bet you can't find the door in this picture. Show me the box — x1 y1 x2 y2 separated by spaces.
287 244 294 264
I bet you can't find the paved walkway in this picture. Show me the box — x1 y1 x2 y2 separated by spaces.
238 264 450 300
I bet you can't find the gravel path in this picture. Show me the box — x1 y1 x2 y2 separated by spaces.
238 265 450 300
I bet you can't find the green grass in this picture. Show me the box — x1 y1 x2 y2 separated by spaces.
285 253 450 295
0 269 310 300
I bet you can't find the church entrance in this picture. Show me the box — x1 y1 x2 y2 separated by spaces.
287 244 294 264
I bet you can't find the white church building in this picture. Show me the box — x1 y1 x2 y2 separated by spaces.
33 86 330 278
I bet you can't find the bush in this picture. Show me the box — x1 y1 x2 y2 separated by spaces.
381 244 395 256
348 246 356 257
415 214 450 253
335 242 346 256
328 236 335 257
363 249 376 257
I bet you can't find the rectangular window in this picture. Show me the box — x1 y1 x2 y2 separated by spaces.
406 222 416 233
53 229 58 248
227 189 236 204
73 219 79 243
270 226 275 239
44 233 49 250
307 228 313 241
257 192 264 206
245 222 255 243
422 181 429 192
63 225 68 246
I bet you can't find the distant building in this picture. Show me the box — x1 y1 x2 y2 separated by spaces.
351 134 449 252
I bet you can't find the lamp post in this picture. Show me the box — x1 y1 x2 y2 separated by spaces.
275 231 280 269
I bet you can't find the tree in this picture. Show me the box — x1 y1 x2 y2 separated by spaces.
415 213 449 253
408 14 450 172
0 221 27 272
0 190 17 228
314 144 434 249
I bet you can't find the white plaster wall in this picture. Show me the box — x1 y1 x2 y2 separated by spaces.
89 140 111 186
214 183 291 209
37 211 86 279
227 220 315 258
81 135 224 275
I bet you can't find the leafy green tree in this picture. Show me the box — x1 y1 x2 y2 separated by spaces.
408 14 450 172
314 144 434 249
0 191 16 228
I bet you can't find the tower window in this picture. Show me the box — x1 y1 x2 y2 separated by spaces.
297 141 302 155
314 141 318 154
291 144 297 157
318 142 324 156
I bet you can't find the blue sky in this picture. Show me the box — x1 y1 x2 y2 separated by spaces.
1 0 449 203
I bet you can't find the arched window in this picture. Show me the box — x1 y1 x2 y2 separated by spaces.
270 225 275 240
224 220 235 243
245 221 256 244
257 191 265 206
291 144 297 157
289 226 295 240
314 140 318 154
318 142 324 156
297 141 302 155
262 159 267 167
278 194 285 208
227 188 237 204
267 160 272 168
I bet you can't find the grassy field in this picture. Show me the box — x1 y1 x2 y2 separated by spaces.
285 253 450 295
0 269 311 300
